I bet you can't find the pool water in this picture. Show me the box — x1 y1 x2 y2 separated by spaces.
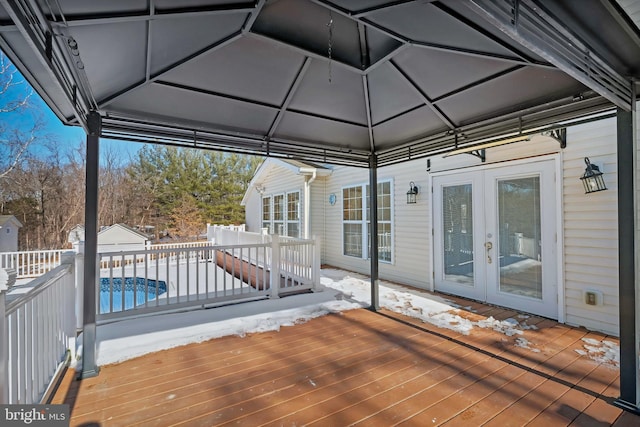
99 277 167 314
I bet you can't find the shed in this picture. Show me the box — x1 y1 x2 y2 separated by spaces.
0 215 23 252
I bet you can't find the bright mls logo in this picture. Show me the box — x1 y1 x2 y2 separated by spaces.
1 405 69 426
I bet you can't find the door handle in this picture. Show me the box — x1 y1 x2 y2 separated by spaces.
485 242 493 264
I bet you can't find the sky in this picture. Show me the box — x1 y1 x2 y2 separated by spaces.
3 52 141 164
75 268 620 370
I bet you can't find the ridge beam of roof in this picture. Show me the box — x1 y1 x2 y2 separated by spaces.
50 2 256 27
465 0 633 111
363 75 375 152
98 31 243 108
242 0 265 33
308 0 552 69
389 60 456 130
267 57 312 138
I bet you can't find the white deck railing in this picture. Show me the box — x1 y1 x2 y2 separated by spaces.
96 234 320 322
0 250 64 279
1 254 76 404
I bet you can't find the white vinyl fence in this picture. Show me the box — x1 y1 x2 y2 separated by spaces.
96 233 320 323
0 250 64 279
1 254 76 404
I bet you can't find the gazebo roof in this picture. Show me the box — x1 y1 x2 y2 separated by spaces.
1 0 640 166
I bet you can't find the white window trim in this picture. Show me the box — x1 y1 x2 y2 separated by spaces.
341 179 394 264
262 190 302 238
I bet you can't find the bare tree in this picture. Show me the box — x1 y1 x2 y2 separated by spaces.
0 51 44 180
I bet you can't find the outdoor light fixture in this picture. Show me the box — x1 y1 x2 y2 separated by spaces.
407 182 418 204
580 157 607 194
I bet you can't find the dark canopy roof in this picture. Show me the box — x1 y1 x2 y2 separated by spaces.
2 0 640 166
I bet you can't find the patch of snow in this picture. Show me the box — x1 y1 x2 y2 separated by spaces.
576 337 620 367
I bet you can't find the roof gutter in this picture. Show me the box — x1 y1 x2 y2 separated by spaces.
299 167 317 239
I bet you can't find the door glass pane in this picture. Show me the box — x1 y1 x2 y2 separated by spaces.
497 176 542 299
442 184 474 285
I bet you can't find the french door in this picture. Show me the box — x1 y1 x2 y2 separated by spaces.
432 159 558 318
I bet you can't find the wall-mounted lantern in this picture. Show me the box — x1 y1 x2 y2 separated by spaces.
406 182 419 204
580 157 607 194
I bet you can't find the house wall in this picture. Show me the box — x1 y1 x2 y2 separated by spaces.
319 159 431 289
0 222 20 252
562 119 619 334
246 162 308 235
246 115 631 336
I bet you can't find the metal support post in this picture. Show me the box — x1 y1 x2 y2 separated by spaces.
614 104 640 414
369 154 380 311
80 111 101 379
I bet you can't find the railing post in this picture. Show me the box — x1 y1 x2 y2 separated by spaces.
312 235 321 292
60 252 77 360
74 242 85 332
0 269 9 404
270 234 280 299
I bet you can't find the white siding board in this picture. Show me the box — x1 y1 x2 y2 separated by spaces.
561 116 619 334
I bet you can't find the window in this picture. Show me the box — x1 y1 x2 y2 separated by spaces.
262 196 271 233
342 181 393 262
262 191 301 237
286 192 300 238
273 194 285 235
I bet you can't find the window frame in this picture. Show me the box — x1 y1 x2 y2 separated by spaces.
261 190 302 238
341 179 394 264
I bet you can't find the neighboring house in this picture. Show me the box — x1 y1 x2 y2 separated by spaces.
244 115 625 336
0 215 22 252
68 224 149 253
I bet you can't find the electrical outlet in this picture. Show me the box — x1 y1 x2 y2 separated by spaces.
584 290 603 306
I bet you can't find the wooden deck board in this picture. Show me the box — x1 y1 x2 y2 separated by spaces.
52 305 639 426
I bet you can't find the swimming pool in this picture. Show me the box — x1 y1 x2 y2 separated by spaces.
99 277 167 314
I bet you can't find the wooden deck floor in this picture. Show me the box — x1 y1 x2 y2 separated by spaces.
52 301 639 426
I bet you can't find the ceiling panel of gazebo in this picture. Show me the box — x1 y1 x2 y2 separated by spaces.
367 62 424 125
108 83 278 135
146 13 248 76
373 106 449 150
161 36 306 105
1 0 639 166
273 111 370 149
364 1 517 57
437 67 586 126
64 23 148 102
287 61 368 125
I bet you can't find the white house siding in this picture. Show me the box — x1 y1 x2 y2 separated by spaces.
246 162 307 236
562 118 619 335
319 159 431 289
